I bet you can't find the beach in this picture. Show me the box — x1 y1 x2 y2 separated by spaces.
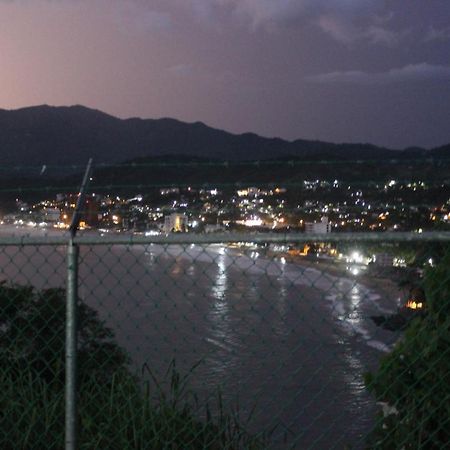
0 226 404 448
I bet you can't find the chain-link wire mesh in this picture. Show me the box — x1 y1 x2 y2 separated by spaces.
1 233 449 449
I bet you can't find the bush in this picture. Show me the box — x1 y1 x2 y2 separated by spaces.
365 251 450 449
0 283 264 449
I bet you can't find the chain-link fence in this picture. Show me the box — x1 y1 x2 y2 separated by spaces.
1 231 449 449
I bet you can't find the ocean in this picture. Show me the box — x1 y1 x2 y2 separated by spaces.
0 228 401 448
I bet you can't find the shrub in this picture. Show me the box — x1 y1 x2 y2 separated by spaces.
365 251 450 449
0 283 264 449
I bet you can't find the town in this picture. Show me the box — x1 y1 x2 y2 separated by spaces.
3 177 449 236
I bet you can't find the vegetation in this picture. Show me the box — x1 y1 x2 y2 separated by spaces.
0 283 264 449
365 249 450 449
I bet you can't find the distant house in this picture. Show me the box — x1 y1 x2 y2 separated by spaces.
43 208 61 223
374 253 394 267
164 213 188 233
204 224 225 233
304 216 331 234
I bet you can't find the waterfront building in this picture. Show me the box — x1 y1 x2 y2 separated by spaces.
304 216 331 234
164 213 188 233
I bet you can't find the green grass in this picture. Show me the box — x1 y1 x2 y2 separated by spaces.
0 284 267 449
0 361 266 450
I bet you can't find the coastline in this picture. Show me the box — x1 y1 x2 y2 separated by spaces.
0 224 404 309
265 250 404 309
0 226 399 447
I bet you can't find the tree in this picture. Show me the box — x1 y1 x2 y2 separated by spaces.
0 283 129 386
0 283 263 449
365 249 450 448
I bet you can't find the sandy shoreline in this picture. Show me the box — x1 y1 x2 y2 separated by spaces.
266 250 404 309
0 224 404 308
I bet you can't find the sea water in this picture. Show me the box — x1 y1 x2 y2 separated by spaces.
0 230 400 448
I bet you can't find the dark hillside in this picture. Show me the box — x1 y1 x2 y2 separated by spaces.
1 104 443 169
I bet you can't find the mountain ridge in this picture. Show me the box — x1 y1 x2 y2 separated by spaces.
0 104 447 167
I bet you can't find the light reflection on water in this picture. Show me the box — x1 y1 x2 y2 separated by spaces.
209 254 230 336
211 251 228 302
0 241 390 449
348 285 363 322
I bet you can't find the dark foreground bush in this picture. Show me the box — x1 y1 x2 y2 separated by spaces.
0 283 264 449
365 251 450 449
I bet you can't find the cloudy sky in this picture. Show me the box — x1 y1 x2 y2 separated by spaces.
1 0 449 149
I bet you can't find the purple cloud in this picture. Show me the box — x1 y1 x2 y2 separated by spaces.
111 2 172 35
167 64 194 77
182 0 406 47
424 25 450 42
306 63 450 84
215 0 378 26
0 0 410 46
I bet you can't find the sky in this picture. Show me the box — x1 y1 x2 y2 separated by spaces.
1 0 450 149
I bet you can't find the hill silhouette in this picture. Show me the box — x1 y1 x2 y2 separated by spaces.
0 105 448 206
1 104 441 169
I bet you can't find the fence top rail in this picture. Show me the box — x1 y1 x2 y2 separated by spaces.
0 231 450 246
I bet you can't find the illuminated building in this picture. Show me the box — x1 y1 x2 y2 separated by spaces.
373 253 394 267
164 213 188 233
60 195 99 228
304 216 330 234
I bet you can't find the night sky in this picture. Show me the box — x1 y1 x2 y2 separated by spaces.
1 0 450 149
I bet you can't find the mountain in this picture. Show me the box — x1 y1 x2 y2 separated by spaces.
0 104 432 169
0 104 448 203
0 104 449 172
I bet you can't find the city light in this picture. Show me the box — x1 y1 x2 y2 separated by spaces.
406 300 424 310
348 251 364 264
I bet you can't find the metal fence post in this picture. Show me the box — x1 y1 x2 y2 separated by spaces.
66 239 79 450
64 158 92 450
